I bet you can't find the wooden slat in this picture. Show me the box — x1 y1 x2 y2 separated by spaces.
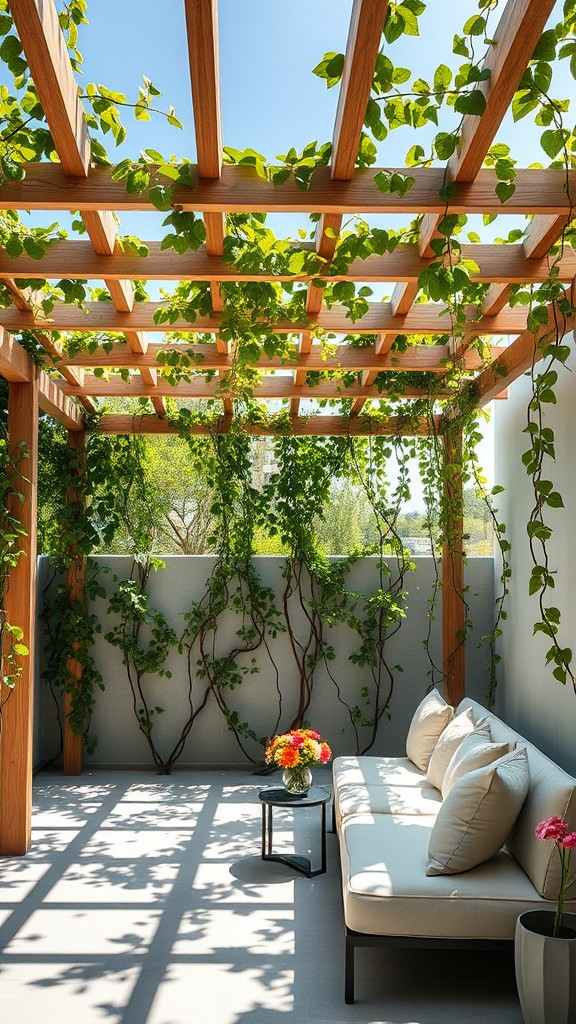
58 342 495 372
0 370 39 854
351 333 397 415
57 375 456 400
0 328 85 427
0 299 529 335
63 429 86 775
1 240 574 284
442 424 465 705
3 163 575 215
97 413 440 437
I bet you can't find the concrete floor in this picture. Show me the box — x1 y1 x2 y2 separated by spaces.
0 769 523 1024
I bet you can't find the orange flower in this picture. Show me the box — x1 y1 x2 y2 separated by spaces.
279 747 300 768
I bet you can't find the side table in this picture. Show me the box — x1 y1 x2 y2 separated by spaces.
258 785 331 878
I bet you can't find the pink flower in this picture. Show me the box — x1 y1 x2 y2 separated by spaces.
562 832 576 849
291 735 304 747
535 816 570 841
319 742 332 764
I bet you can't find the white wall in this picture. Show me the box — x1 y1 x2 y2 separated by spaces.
494 344 576 774
37 555 495 768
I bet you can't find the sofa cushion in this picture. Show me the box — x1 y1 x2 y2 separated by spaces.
427 747 530 876
458 699 576 900
427 707 476 792
406 689 454 771
339 811 564 939
442 727 513 798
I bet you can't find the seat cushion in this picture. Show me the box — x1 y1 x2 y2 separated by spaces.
333 755 427 790
427 747 530 876
426 707 476 792
337 781 442 820
339 811 565 939
406 689 454 771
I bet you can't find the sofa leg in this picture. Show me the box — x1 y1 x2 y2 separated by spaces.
345 934 355 1004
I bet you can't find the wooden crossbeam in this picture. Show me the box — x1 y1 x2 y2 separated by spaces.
97 413 439 437
0 240 572 283
293 0 389 415
482 213 575 315
57 375 455 400
393 0 556 315
3 163 575 215
9 0 162 413
0 300 527 335
473 287 576 407
0 326 84 427
0 325 32 381
57 342 495 372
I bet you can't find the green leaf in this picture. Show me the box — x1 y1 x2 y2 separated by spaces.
495 182 515 204
532 29 557 62
433 64 452 92
540 129 564 159
454 90 486 116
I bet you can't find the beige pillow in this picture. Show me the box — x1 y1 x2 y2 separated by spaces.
406 689 454 771
442 726 513 798
426 707 476 792
427 747 529 876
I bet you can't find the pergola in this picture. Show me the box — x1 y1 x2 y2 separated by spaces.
0 0 574 855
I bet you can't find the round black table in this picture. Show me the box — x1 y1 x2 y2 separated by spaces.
258 785 331 878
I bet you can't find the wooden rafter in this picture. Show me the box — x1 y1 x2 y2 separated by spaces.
1 240 573 283
0 327 84 428
185 0 230 412
292 0 390 414
9 0 164 416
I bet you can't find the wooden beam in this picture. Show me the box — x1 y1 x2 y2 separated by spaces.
0 369 39 855
473 289 576 408
394 0 557 307
448 0 556 184
0 326 32 382
9 0 90 175
442 423 465 705
97 413 440 437
58 342 496 372
1 240 573 284
331 0 390 180
3 163 575 215
57 375 456 400
0 299 528 336
63 430 86 776
38 372 84 429
185 0 221 178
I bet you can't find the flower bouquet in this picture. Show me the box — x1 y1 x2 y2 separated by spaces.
265 728 332 794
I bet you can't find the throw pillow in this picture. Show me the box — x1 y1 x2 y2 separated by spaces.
427 747 529 876
406 688 454 771
442 726 513 798
426 707 476 792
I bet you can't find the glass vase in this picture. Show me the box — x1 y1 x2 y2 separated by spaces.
282 766 313 795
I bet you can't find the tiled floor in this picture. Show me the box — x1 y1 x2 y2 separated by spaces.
0 770 523 1024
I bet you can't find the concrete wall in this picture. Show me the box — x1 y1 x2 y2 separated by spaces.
494 345 576 775
37 555 495 768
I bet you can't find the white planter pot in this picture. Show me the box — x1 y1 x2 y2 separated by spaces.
515 910 576 1024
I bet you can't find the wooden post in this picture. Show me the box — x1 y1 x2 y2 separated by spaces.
0 372 39 854
442 424 466 706
63 429 86 775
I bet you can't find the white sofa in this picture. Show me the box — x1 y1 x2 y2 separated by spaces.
333 697 576 1003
